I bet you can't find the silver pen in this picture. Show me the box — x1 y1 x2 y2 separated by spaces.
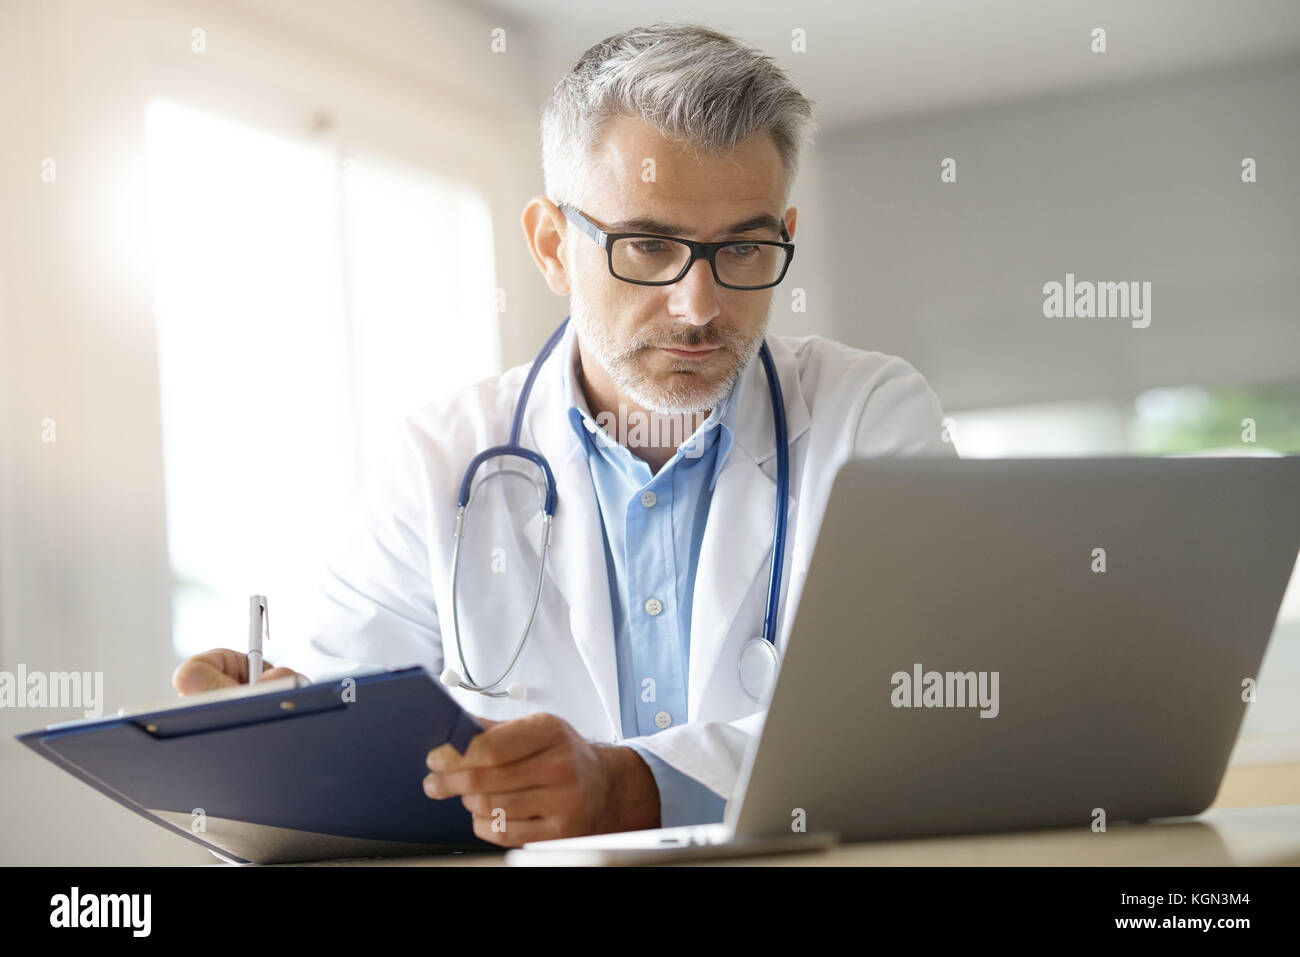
248 595 269 684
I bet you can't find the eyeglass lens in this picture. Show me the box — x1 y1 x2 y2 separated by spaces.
610 237 785 287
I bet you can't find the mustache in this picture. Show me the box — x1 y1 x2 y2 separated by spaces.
637 328 736 351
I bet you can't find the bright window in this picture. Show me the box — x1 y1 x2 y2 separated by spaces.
145 98 499 660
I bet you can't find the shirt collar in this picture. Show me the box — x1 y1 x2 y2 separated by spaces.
562 329 739 491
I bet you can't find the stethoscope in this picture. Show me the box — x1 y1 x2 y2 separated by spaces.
439 315 789 704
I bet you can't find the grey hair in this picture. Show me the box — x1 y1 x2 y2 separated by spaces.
539 21 817 210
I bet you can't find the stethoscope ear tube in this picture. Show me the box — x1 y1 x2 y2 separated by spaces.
740 341 789 704
457 446 558 515
757 341 789 649
445 317 569 700
448 493 552 697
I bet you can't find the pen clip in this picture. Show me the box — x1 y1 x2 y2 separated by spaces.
248 595 270 684
249 594 270 647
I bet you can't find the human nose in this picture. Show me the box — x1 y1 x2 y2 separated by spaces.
666 254 721 326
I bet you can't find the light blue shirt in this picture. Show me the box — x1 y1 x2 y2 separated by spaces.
562 344 739 827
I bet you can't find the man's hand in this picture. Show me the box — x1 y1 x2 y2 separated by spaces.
172 648 304 695
424 712 661 848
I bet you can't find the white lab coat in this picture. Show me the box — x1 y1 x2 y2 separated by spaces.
295 319 956 802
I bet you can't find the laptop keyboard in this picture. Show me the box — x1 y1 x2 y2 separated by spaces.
520 822 730 851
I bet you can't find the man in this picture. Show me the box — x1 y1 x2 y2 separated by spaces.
173 22 956 848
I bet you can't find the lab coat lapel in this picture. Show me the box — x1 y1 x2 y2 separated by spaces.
519 324 622 737
687 337 810 719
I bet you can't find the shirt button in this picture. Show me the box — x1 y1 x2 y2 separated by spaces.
643 597 662 616
640 490 657 508
654 710 673 729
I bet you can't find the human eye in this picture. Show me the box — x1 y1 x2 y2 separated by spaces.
630 239 673 255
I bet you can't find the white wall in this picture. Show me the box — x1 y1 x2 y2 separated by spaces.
817 55 1300 763
819 55 1300 411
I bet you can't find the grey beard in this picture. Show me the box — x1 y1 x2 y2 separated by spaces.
567 285 767 415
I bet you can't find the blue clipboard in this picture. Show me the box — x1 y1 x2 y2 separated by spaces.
15 666 492 864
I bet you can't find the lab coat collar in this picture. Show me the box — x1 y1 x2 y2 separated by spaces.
519 317 811 731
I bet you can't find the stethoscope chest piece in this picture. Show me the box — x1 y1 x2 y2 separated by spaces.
738 637 779 703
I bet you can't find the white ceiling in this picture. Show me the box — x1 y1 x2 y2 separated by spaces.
484 0 1300 129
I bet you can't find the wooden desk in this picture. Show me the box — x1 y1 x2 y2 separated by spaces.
698 804 1300 866
313 762 1300 867
308 805 1299 867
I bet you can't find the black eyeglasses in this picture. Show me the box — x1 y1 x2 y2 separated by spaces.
559 204 795 290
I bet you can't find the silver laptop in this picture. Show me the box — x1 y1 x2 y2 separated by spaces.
506 456 1300 865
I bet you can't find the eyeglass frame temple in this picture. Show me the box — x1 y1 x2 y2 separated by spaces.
557 203 794 288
